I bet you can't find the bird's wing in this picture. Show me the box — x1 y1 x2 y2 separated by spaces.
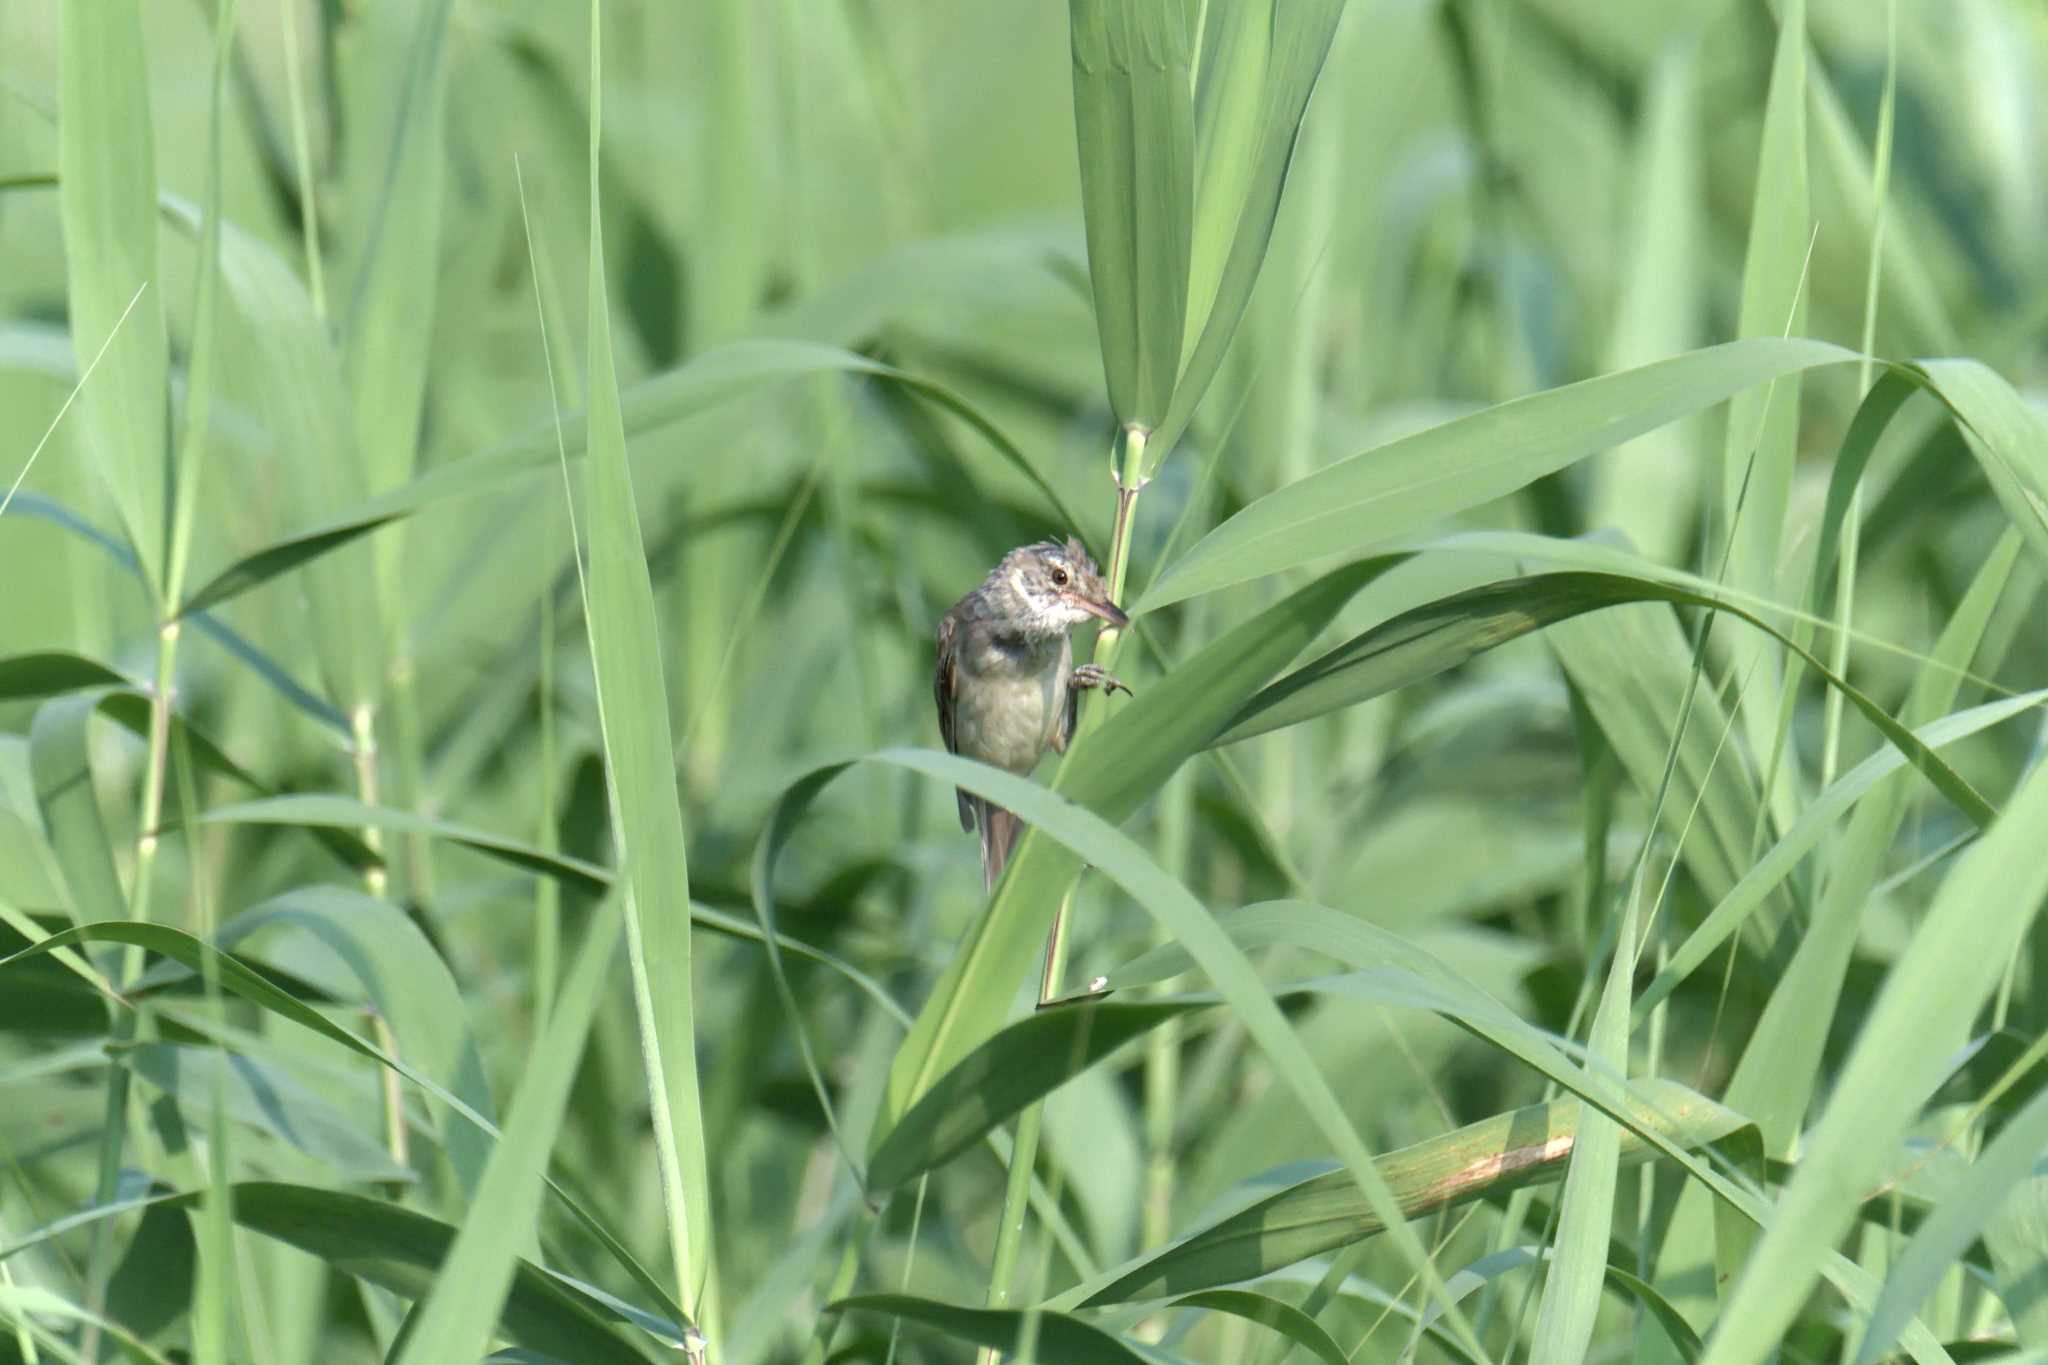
1053 635 1077 754
934 611 975 830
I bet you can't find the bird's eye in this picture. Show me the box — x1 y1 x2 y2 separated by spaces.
1051 566 1069 587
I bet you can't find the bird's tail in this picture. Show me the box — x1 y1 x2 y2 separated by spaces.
976 801 1022 891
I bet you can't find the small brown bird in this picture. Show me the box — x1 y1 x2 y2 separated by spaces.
935 537 1131 888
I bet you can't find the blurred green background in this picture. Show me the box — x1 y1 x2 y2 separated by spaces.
3 1 2047 1361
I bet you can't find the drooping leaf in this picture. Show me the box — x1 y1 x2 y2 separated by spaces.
200 795 608 894
1216 570 1997 831
174 341 1080 620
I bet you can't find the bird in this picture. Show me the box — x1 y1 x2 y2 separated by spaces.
935 536 1132 889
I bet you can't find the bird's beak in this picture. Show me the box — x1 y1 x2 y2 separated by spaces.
1071 595 1130 630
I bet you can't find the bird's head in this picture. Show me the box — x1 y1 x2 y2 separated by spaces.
994 536 1128 639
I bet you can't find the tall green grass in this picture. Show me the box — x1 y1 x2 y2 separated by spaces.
1 1 2046 1362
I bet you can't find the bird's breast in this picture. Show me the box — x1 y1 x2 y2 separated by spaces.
953 636 1068 775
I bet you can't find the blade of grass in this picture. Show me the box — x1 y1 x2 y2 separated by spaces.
341 0 451 500
569 0 713 1327
1150 0 1349 474
58 0 169 603
1069 0 1196 431
218 886 496 1198
1215 571 1999 833
1137 338 1853 612
1071 1080 1741 1307
1167 1289 1349 1365
833 1293 1147 1363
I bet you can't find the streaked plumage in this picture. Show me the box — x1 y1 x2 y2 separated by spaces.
935 537 1129 888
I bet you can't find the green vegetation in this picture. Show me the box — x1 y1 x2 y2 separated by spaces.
2 1 2046 1361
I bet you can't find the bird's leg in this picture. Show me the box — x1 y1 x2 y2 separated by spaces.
1070 662 1132 697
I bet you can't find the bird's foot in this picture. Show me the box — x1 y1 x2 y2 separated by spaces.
1071 663 1132 697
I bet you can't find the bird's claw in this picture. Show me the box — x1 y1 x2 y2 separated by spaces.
1072 663 1132 698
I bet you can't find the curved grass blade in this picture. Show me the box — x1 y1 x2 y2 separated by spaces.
1165 1289 1348 1365
687 903 911 1030
0 653 132 702
219 886 497 1196
188 798 891 1020
31 692 128 927
571 0 710 1322
1213 571 1997 829
868 997 1195 1191
1915 357 2048 570
831 1293 1143 1364
29 686 377 931
0 1282 175 1365
173 340 1079 620
1074 1080 1743 1307
1137 338 1854 612
119 1043 410 1183
29 687 378 900
89 699 380 875
0 493 346 733
878 892 1636 1195
199 794 608 894
1806 369 1919 616
1604 1265 1704 1364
